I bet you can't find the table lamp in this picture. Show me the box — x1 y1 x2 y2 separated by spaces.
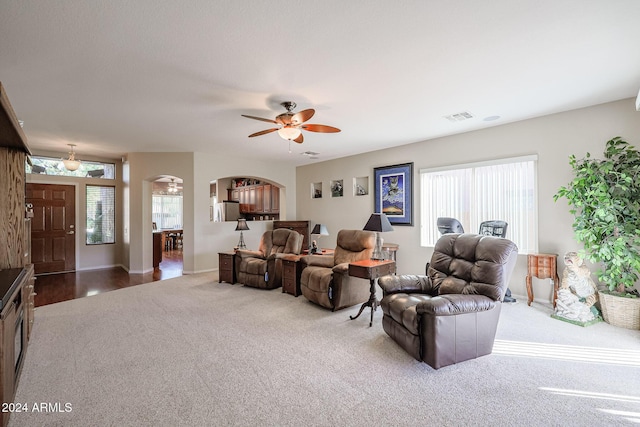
235 218 249 250
310 224 329 253
363 213 394 260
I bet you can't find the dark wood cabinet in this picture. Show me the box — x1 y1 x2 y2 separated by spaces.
270 185 279 213
263 184 272 213
274 220 310 250
227 183 280 218
218 252 236 284
153 232 162 269
22 265 35 342
0 85 33 427
255 185 264 213
0 265 33 427
281 255 302 296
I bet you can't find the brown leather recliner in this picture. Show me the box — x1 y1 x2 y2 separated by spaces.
378 233 518 369
300 229 375 310
235 228 303 289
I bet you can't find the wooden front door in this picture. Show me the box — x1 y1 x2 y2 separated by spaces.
26 183 76 274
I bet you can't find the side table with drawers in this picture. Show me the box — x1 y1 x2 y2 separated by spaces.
526 253 559 307
218 251 237 284
281 254 302 296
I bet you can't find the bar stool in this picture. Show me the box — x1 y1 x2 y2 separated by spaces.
164 233 176 251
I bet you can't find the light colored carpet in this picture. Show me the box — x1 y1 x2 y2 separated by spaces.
9 273 640 427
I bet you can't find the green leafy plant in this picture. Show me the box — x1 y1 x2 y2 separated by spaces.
554 136 640 296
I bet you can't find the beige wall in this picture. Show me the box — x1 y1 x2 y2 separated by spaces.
26 151 125 271
125 151 296 274
296 98 640 303
25 98 640 302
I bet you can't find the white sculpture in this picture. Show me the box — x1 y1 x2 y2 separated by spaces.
554 252 600 323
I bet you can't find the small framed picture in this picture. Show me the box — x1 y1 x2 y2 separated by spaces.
330 179 343 197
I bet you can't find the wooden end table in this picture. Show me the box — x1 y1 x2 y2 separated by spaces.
281 254 302 296
348 259 396 327
302 248 335 256
526 253 559 307
218 251 236 284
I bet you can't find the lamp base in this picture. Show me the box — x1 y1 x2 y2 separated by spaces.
237 231 247 250
370 233 385 260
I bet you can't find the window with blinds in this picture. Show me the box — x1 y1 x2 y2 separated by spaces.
152 195 183 230
27 155 116 179
420 155 537 253
86 185 116 245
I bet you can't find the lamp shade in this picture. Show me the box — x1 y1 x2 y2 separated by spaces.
277 127 302 140
235 218 249 231
311 224 329 236
363 213 394 232
62 159 81 171
62 143 81 171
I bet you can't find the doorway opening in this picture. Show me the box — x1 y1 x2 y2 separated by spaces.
152 175 183 275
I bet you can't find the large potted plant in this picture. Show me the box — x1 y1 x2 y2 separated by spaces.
555 136 640 330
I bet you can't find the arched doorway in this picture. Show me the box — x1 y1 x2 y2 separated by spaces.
152 175 183 278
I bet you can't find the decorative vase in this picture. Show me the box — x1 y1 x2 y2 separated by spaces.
598 291 640 330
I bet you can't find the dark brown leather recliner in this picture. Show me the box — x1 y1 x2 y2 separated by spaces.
235 228 303 289
378 233 518 369
300 229 375 310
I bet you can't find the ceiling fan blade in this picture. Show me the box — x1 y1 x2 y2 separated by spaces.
293 133 304 144
248 128 279 137
301 124 341 133
291 109 315 125
241 114 278 124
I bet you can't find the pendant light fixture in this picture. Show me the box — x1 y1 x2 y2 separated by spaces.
62 144 81 171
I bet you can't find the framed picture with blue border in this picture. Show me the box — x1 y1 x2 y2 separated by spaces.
373 162 413 226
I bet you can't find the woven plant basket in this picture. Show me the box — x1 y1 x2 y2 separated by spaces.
598 291 640 330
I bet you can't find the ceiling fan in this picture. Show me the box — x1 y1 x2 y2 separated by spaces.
167 178 182 193
241 101 340 144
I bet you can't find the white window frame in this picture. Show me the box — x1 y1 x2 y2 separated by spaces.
419 155 538 254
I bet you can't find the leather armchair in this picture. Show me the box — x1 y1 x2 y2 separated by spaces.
235 228 303 289
300 229 375 310
378 233 518 369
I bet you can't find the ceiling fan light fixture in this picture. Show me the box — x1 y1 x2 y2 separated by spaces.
168 178 179 193
62 144 81 171
278 127 302 140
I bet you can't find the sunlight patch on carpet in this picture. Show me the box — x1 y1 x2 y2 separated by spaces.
493 340 640 366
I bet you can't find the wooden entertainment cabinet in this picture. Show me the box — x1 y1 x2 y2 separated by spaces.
0 265 34 427
0 82 34 426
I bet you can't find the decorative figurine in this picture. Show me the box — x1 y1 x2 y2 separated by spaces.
553 251 601 324
310 240 319 254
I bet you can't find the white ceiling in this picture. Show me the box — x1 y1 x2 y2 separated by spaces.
1 1 639 166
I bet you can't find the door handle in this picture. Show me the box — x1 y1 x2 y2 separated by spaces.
67 231 75 235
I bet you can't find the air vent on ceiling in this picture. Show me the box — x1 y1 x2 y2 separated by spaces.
444 111 474 122
301 151 320 160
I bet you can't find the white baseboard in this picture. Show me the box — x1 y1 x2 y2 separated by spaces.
182 268 217 275
77 264 126 272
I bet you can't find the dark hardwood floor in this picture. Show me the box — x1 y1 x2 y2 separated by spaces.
34 249 184 307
